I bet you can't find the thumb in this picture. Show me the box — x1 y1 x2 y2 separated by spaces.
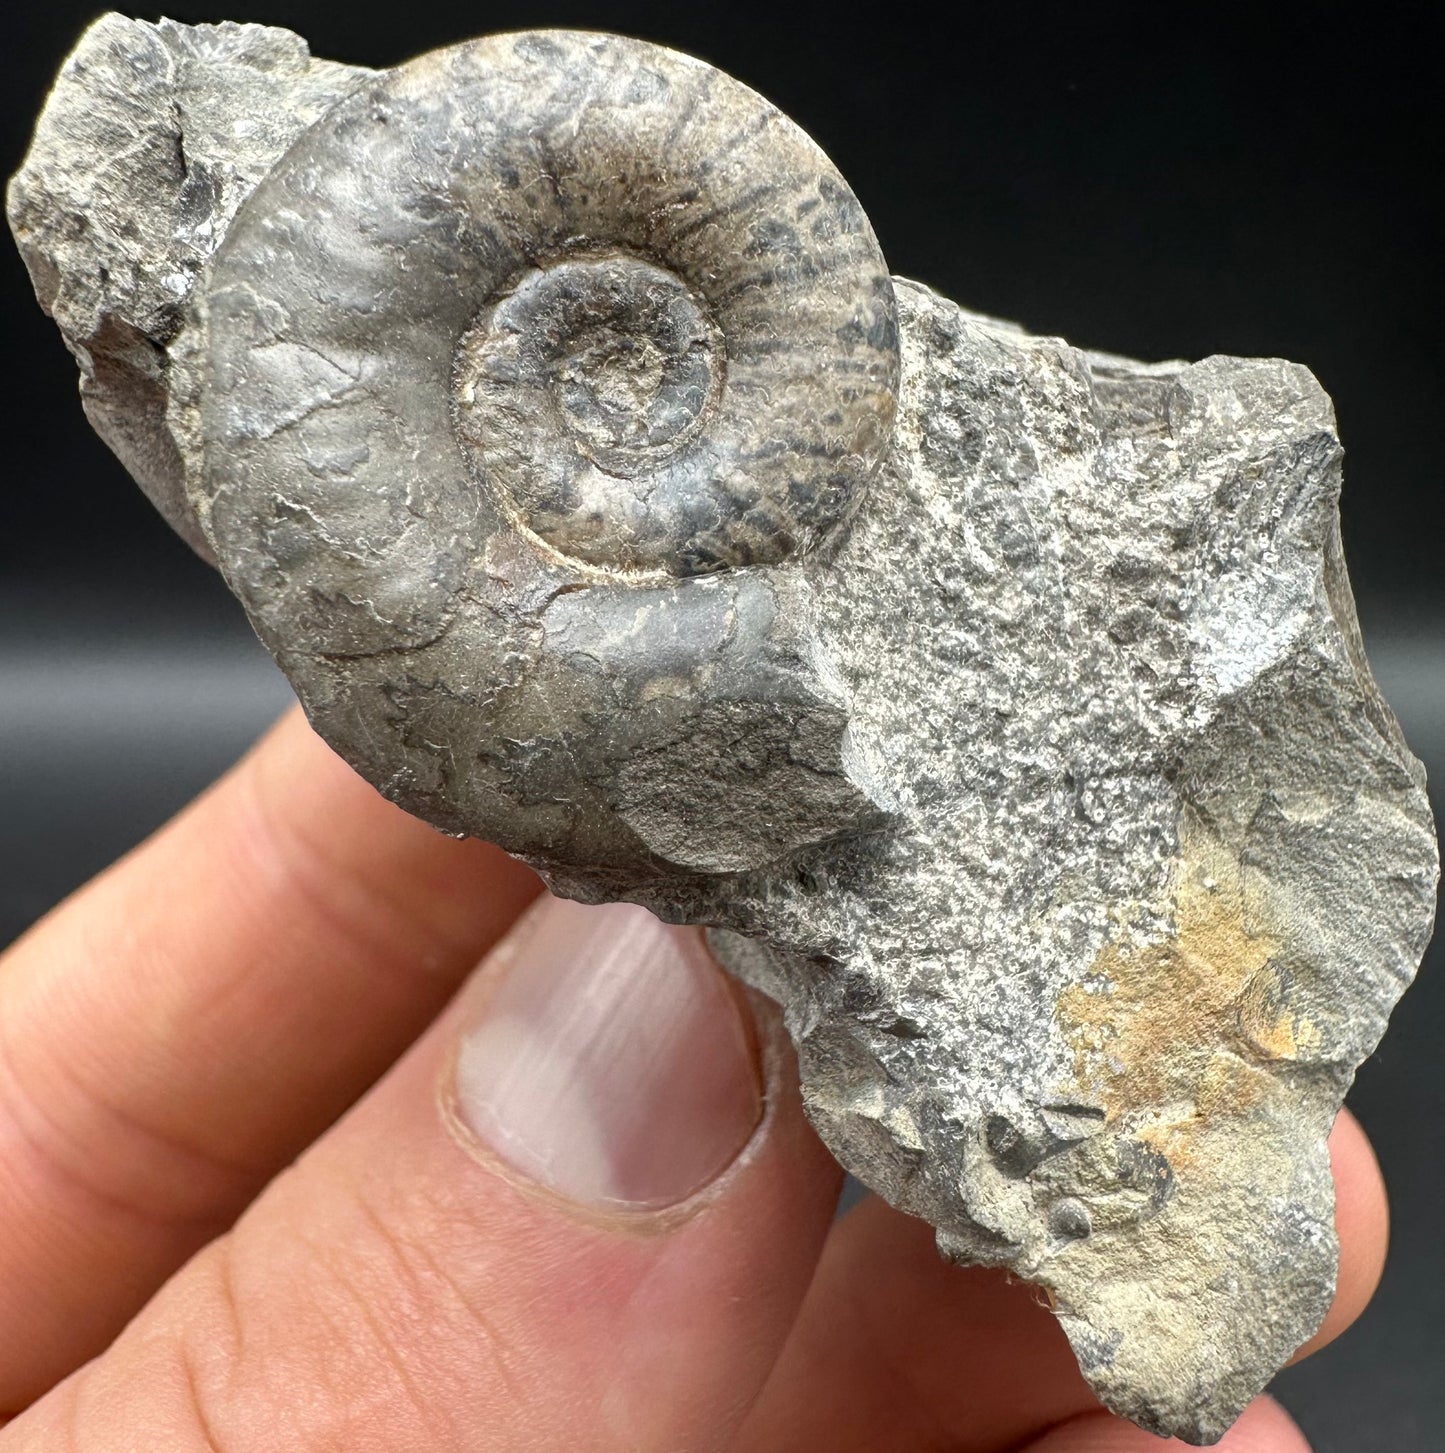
6 897 843 1452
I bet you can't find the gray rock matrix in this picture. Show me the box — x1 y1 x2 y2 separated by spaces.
10 16 1438 1443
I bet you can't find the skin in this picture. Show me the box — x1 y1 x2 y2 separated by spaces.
0 708 1387 1450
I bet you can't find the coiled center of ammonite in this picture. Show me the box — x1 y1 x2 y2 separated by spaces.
454 255 725 574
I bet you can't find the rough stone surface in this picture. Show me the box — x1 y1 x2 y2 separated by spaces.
10 17 1439 1444
6 13 364 557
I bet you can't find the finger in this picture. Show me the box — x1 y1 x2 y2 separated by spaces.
736 1108 1385 1452
5 897 845 1452
1288 1106 1387 1361
0 707 540 1414
1018 1397 1309 1452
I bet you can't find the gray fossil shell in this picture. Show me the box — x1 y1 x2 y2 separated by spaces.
198 29 900 585
177 29 901 880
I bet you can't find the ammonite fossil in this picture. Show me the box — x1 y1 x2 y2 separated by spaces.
10 16 1438 1443
178 27 898 879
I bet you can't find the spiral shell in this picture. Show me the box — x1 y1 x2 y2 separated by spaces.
197 29 898 591
180 30 899 876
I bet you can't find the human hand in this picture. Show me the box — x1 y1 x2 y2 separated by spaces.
0 710 1387 1450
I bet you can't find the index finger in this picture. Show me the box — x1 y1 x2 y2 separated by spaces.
0 706 540 1415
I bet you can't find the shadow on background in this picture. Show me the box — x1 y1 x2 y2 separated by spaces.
3 3 1440 1448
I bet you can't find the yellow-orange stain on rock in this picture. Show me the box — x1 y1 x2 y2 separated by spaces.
1056 817 1321 1151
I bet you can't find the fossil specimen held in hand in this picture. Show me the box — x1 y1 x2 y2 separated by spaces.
9 16 1438 1442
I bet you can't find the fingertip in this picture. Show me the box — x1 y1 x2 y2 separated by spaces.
245 704 396 820
1022 1396 1310 1452
1289 1106 1388 1362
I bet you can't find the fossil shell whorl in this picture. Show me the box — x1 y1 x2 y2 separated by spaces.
195 27 900 622
187 29 897 876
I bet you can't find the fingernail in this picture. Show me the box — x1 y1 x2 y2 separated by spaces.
452 897 763 1211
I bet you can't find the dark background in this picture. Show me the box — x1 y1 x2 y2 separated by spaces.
2 2 1440 1446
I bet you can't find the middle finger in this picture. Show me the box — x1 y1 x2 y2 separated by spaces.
736 1109 1387 1451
